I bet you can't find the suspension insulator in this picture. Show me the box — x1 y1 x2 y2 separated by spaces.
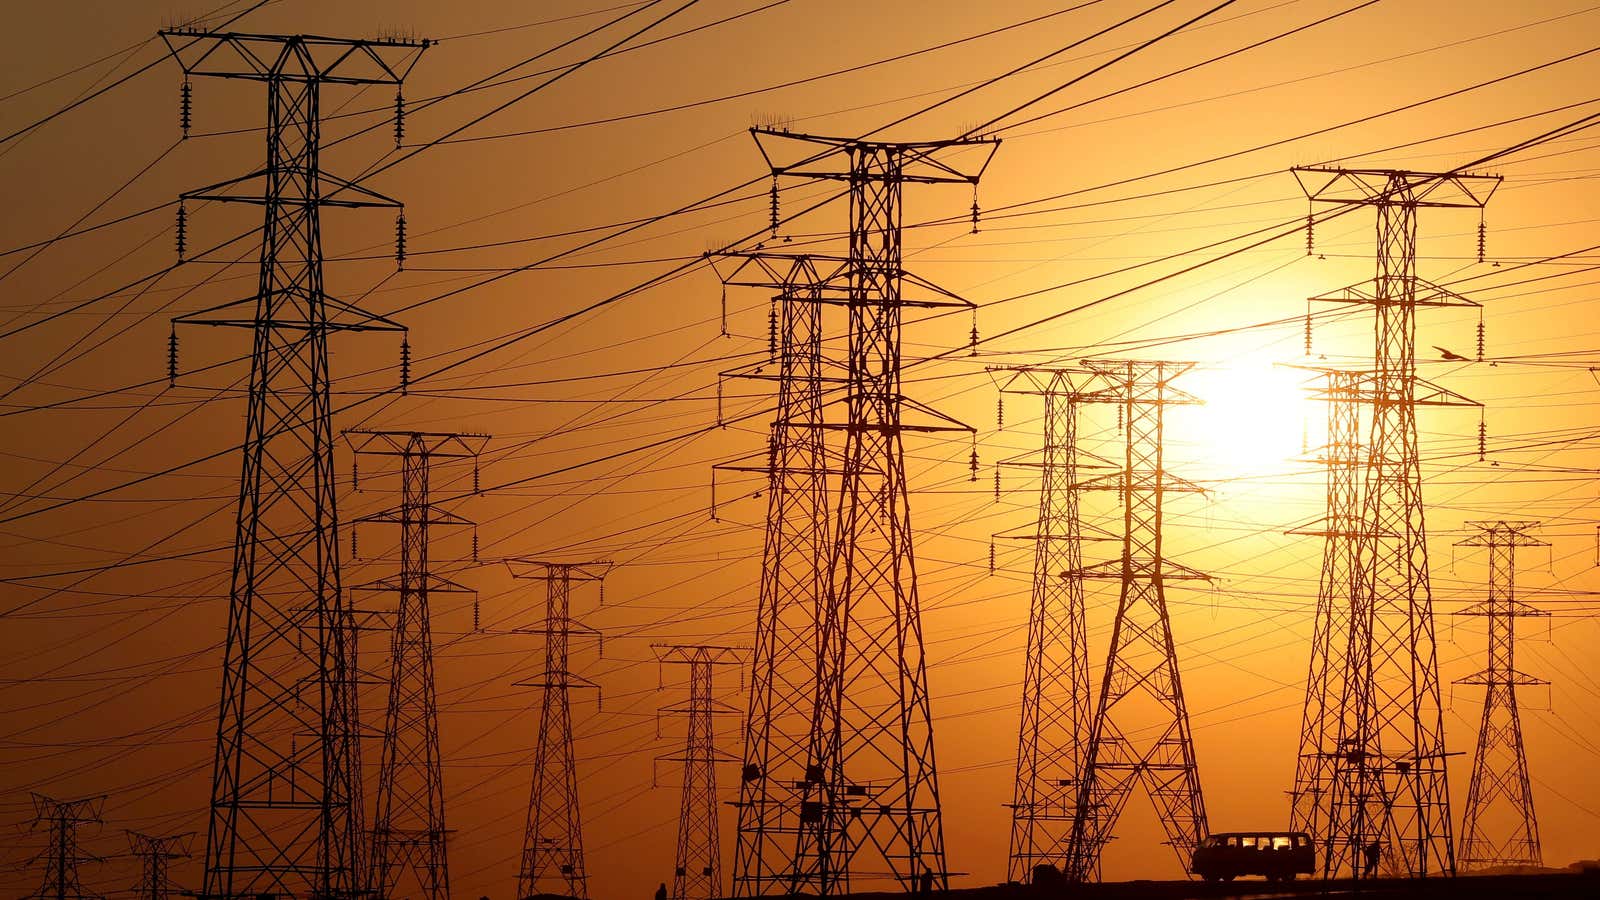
473 595 481 632
988 539 996 575
969 446 979 482
400 337 411 395
993 464 1000 502
473 462 481 495
166 328 179 387
353 457 360 492
180 80 193 137
768 299 778 363
175 203 188 262
351 527 359 560
394 90 405 147
1478 418 1487 462
1304 311 1312 356
1477 217 1487 264
996 395 1004 430
970 192 980 235
1476 318 1485 362
395 214 407 270
769 174 780 237
1305 210 1314 256
472 530 479 563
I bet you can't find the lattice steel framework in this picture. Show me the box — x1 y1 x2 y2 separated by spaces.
1455 521 1547 871
751 129 997 895
1288 369 1365 849
160 30 428 900
127 832 194 900
990 367 1114 884
26 794 104 900
508 560 611 900
1064 360 1209 882
348 431 488 900
655 645 745 900
710 253 838 897
1295 167 1499 879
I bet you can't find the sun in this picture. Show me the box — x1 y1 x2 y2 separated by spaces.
1180 360 1311 478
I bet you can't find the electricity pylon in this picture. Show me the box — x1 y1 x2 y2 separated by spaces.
752 127 998 896
709 253 837 897
1295 166 1499 879
159 30 428 900
989 366 1115 884
126 831 193 900
1065 360 1209 882
348 431 489 900
25 794 103 900
1288 369 1365 849
508 560 611 900
1454 521 1548 871
655 645 745 900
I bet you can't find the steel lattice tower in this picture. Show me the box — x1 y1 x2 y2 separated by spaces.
1454 521 1548 871
127 832 194 900
710 253 835 897
1065 360 1209 882
990 367 1112 884
348 431 489 900
508 560 610 900
655 645 745 900
1288 369 1365 848
1295 167 1499 879
26 794 104 900
751 128 998 895
160 31 428 900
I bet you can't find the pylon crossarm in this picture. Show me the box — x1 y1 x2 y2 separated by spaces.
159 31 428 84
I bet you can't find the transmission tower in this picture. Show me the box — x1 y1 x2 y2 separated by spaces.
126 832 194 900
1295 166 1499 879
751 127 997 896
989 366 1114 884
654 645 745 900
508 560 611 900
25 794 103 900
1064 359 1209 882
709 253 836 897
348 431 489 900
159 30 429 900
1454 521 1548 871
1287 369 1365 848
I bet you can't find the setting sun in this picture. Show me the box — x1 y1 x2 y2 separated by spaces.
1182 360 1311 477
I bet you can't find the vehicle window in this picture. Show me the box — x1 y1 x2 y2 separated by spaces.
1273 837 1293 850
1296 835 1309 848
1226 836 1239 847
1240 837 1256 849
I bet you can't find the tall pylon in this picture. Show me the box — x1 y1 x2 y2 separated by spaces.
508 560 611 900
126 831 194 900
25 794 103 900
751 128 997 896
1454 521 1548 871
1288 369 1365 848
709 253 836 897
989 366 1113 884
159 30 429 900
654 645 745 900
348 431 489 900
1065 359 1209 882
1295 166 1499 879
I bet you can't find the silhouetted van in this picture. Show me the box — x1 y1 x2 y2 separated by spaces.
1191 832 1314 882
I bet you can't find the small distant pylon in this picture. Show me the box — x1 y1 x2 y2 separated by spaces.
1065 360 1209 882
1454 521 1548 871
508 559 611 900
1287 369 1365 847
126 831 193 900
654 645 745 900
708 252 837 898
25 793 104 900
347 430 489 900
1294 166 1499 879
988 366 1115 884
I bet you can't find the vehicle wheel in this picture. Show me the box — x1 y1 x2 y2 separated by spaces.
1221 875 1236 882
1282 874 1296 882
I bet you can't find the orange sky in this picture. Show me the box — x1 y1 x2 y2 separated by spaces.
3 1 1600 898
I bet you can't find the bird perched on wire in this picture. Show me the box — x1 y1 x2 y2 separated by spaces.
1434 345 1469 361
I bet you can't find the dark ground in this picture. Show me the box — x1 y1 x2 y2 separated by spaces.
838 871 1600 900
